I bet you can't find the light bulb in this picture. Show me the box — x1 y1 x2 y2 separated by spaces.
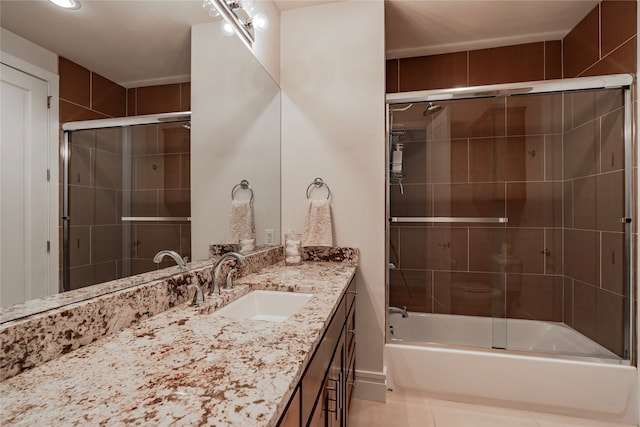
202 0 220 17
240 0 255 15
49 0 80 9
252 13 269 31
221 21 235 37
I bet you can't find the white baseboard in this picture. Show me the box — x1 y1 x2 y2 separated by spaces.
354 369 387 402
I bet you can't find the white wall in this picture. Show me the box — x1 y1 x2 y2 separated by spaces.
191 22 281 261
281 0 387 401
248 0 281 86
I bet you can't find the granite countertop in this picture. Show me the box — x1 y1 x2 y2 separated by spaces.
1 261 356 426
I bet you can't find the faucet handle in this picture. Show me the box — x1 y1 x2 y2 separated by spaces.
187 284 204 306
226 268 238 290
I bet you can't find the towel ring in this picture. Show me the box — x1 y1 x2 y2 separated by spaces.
231 179 254 204
306 177 331 200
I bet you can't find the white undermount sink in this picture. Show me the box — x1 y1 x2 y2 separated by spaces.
212 290 313 322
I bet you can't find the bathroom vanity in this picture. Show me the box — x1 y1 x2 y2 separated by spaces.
0 248 357 427
279 276 356 427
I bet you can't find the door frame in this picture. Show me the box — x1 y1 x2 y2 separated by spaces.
1 51 60 296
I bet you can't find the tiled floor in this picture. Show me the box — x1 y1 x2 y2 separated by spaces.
349 392 636 427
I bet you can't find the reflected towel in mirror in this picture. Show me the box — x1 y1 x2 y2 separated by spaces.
227 199 255 243
302 199 333 247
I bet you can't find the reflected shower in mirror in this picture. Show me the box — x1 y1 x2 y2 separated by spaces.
0 3 281 321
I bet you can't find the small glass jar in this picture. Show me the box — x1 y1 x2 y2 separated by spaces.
284 233 303 266
239 233 255 254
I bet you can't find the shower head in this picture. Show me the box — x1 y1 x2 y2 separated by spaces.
423 102 442 116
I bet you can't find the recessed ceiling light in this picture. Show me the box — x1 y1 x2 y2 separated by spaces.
49 0 81 10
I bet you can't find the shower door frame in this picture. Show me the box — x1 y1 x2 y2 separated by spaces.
61 111 191 292
385 73 635 360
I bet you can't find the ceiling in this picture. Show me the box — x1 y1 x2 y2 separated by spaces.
385 0 599 59
1 0 599 87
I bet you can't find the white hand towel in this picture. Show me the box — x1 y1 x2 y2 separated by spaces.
302 199 333 247
226 199 255 244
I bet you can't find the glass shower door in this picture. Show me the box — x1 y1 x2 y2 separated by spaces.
121 121 191 277
387 77 633 362
63 119 191 291
388 96 509 350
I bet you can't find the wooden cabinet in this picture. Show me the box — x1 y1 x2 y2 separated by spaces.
278 277 356 427
279 387 301 427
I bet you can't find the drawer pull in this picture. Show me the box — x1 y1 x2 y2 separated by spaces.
326 377 338 417
348 290 357 295
348 329 356 334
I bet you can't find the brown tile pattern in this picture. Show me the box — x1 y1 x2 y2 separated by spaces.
389 41 562 93
563 6 600 78
389 82 631 357
386 60 399 93
544 40 562 79
127 122 191 277
180 83 191 111
131 84 182 115
91 73 126 117
468 43 545 86
59 57 90 108
59 57 193 291
563 1 636 77
65 121 191 288
582 36 637 76
600 0 637 57
399 52 468 92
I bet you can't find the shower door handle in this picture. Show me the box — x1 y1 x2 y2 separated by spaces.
390 217 508 224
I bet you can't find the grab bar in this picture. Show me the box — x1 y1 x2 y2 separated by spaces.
390 217 508 223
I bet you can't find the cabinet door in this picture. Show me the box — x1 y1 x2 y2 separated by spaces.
308 391 325 427
279 386 300 427
327 335 345 427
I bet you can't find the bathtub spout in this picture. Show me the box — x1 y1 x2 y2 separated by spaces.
389 306 408 318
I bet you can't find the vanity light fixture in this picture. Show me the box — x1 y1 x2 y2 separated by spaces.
204 0 269 49
49 0 81 9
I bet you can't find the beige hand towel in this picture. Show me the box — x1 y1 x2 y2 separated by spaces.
226 199 255 243
303 199 333 247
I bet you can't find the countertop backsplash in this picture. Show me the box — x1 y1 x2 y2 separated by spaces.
1 246 358 382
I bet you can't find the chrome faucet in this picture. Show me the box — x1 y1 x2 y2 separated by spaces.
153 250 188 271
210 252 246 295
389 306 408 318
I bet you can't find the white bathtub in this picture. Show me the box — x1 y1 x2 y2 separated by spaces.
386 312 638 424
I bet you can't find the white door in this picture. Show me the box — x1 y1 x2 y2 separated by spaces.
1 63 51 307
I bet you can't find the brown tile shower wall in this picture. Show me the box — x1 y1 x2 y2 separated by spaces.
561 0 636 357
59 57 191 290
562 0 637 78
388 0 636 358
126 83 191 116
59 57 127 289
127 123 191 274
386 40 562 93
389 94 566 323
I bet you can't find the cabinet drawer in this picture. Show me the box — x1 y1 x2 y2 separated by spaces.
345 278 356 314
346 354 356 416
346 306 355 363
301 295 346 424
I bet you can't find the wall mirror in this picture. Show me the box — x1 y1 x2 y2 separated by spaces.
0 1 281 321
